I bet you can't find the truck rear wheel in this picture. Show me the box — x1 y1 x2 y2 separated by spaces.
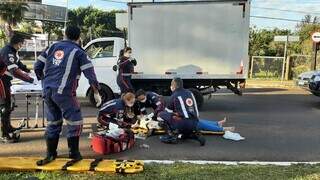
189 88 204 109
89 84 114 107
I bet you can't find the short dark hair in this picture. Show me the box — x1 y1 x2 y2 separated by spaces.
10 33 25 45
65 26 81 41
172 77 183 89
135 89 146 97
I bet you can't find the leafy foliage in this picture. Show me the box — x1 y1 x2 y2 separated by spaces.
68 6 125 44
0 0 29 37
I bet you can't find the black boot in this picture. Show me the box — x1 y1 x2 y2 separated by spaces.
36 138 59 166
190 133 206 146
67 136 82 161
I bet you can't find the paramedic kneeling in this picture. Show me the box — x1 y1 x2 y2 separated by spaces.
135 89 165 120
158 78 205 146
98 92 136 129
34 26 102 165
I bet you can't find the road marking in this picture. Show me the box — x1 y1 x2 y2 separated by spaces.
144 160 320 166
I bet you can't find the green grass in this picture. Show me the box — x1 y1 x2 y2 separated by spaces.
1 163 320 180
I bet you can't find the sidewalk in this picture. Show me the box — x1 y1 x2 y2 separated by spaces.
246 79 297 88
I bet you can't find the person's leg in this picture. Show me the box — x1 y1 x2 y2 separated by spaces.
117 75 126 94
124 76 134 92
198 119 224 132
158 111 176 131
158 111 179 144
186 120 206 146
54 93 83 161
37 89 62 165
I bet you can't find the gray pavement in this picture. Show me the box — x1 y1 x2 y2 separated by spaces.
2 87 320 162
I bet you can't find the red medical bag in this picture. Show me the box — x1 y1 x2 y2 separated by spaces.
91 129 135 155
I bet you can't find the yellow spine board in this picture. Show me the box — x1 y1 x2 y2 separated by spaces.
0 157 143 174
131 127 224 136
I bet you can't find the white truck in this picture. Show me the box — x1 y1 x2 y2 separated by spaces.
77 0 250 108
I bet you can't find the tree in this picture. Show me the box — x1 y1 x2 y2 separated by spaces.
0 0 29 38
0 28 5 48
68 7 125 45
42 21 64 46
19 21 37 34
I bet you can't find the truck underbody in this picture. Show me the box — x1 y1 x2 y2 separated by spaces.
132 78 245 96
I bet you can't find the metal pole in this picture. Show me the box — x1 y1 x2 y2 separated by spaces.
64 0 69 31
281 35 288 81
89 27 92 41
33 37 37 61
311 42 318 71
250 56 254 78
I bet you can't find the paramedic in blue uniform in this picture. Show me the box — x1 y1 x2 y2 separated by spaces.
0 33 34 143
158 78 205 145
135 89 165 120
34 26 102 165
116 47 137 94
98 92 136 129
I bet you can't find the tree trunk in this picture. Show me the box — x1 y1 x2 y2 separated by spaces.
47 32 51 47
4 23 13 39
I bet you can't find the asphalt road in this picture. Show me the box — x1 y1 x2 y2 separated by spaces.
2 87 320 162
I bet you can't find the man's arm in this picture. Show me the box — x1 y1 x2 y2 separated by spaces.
4 53 33 83
16 60 30 73
79 51 101 107
78 51 100 90
165 95 175 113
34 49 48 80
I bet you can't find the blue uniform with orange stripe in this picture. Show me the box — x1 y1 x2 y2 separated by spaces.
159 88 199 134
34 40 99 138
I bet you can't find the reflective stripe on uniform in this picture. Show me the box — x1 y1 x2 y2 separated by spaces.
80 63 93 71
100 102 116 111
66 119 83 126
4 71 13 77
165 108 173 113
7 64 18 70
47 119 63 126
37 55 46 63
140 107 146 112
58 48 78 94
191 93 199 117
178 96 189 118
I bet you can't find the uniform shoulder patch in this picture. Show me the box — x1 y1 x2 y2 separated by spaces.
54 50 64 60
186 98 194 107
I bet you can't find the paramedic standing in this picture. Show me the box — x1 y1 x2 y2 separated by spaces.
34 26 102 165
0 33 34 143
116 47 137 94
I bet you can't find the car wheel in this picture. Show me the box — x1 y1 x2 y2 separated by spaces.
189 88 204 110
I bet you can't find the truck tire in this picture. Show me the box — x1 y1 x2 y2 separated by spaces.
89 84 114 107
189 88 204 109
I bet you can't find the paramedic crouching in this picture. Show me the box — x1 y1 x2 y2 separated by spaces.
34 26 102 165
158 78 205 146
